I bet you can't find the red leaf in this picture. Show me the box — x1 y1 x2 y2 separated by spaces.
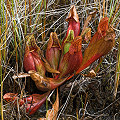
90 17 109 44
97 17 109 35
4 92 50 115
76 27 115 74
26 92 50 115
66 5 80 37
46 32 61 70
67 18 115 80
23 35 45 76
3 93 24 106
62 5 80 46
59 36 82 78
23 46 36 72
69 36 82 54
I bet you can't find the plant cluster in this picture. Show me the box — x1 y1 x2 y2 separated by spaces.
3 5 116 118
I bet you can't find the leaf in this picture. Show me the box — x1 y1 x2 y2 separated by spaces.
4 92 50 115
76 26 115 74
46 32 61 70
25 34 41 54
3 93 18 102
46 88 59 120
62 30 74 54
67 18 115 80
62 5 80 45
97 17 109 35
39 88 59 120
23 35 46 76
69 36 82 54
3 93 24 106
23 45 36 72
90 17 109 44
41 57 60 74
66 5 79 23
47 32 61 49
28 70 68 91
26 92 50 115
59 36 82 78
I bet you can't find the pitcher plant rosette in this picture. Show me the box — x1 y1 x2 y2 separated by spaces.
3 5 115 115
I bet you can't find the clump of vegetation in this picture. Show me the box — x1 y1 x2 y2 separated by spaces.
0 0 120 119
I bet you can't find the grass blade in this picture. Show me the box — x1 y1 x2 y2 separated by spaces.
31 0 43 33
29 0 32 33
113 37 120 99
25 0 27 35
99 0 102 20
103 0 105 17
109 0 118 23
111 10 120 25
43 0 47 40
110 4 120 24
0 27 3 120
